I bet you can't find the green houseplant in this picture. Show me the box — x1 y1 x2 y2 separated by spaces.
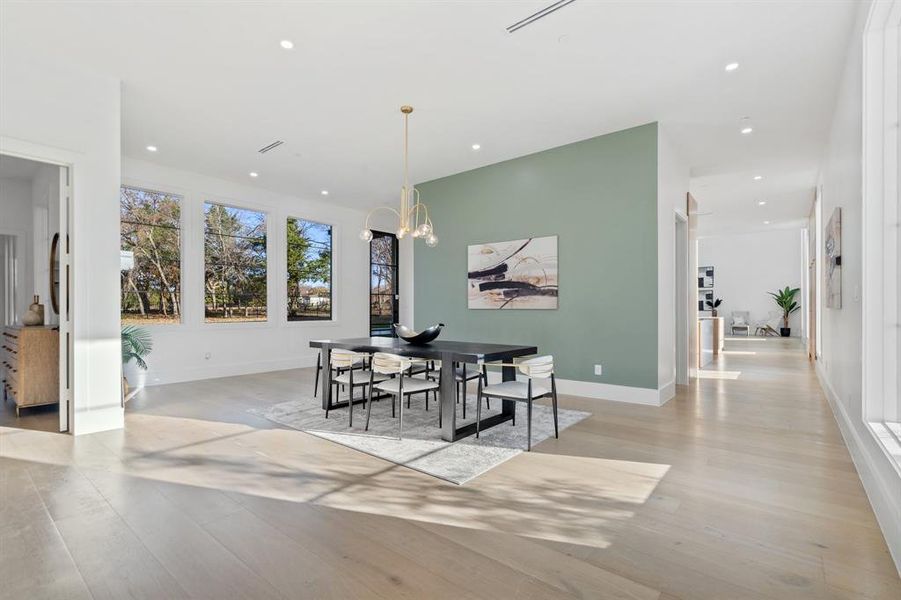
121 325 153 400
769 286 800 337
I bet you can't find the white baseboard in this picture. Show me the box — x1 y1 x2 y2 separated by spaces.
815 362 901 575
143 353 319 387
485 371 671 406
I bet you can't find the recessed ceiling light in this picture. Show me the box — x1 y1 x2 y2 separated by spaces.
146 145 158 152
321 190 329 196
725 62 740 72
741 126 754 135
763 220 771 225
758 200 767 206
471 144 481 151
249 172 259 178
280 40 294 49
753 175 763 181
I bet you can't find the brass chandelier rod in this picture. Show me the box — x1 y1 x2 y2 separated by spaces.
360 105 437 247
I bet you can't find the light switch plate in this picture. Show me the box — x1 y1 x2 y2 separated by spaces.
594 364 603 376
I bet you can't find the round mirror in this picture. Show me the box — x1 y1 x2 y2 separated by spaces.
50 232 60 314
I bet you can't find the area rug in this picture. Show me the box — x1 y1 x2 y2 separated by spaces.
250 392 590 484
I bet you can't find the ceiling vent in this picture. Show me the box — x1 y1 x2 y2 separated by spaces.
506 0 576 34
258 140 285 154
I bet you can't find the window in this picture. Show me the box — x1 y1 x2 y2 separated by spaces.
204 202 267 322
120 186 182 324
370 231 398 336
286 217 332 321
862 0 900 469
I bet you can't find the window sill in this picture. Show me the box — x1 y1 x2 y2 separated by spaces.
867 421 901 478
286 319 340 328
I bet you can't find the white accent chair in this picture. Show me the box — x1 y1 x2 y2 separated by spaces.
731 311 751 336
755 311 782 336
366 353 440 437
475 355 558 451
328 349 387 426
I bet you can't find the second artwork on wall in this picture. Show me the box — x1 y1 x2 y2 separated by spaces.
467 235 558 309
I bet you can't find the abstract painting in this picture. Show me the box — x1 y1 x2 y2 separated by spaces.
467 235 558 309
825 208 842 309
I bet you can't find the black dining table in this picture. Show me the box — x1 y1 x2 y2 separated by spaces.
309 337 537 441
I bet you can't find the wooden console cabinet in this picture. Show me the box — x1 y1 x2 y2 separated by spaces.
2 326 59 416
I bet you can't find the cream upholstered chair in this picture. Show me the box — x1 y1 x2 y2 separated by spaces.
366 353 440 437
329 349 387 426
476 355 558 451
731 311 751 336
314 346 366 399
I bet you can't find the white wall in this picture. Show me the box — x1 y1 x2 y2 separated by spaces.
657 124 690 399
0 176 34 319
31 163 61 325
122 159 371 386
698 228 806 335
1 56 122 435
815 0 901 573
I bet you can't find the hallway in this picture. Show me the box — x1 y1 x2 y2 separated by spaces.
1 338 898 599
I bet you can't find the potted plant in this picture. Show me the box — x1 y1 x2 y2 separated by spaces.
768 286 800 337
121 325 153 401
705 297 723 317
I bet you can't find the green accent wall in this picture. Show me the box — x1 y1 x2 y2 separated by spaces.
414 123 659 388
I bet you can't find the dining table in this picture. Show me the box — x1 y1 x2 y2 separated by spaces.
309 337 538 442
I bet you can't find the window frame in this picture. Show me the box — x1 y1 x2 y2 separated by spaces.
201 199 271 326
285 215 334 324
119 184 185 328
862 0 901 473
369 230 399 337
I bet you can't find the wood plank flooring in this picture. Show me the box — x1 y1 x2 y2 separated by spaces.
1 337 898 599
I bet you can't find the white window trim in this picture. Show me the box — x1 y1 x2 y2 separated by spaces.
862 0 901 474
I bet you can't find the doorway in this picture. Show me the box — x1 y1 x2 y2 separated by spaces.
369 230 399 337
0 153 72 433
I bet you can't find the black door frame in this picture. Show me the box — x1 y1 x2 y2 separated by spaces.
369 231 399 337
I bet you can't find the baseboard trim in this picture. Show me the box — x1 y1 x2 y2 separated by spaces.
485 371 670 406
815 362 901 575
143 353 319 387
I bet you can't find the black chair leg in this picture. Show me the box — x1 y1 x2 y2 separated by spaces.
313 352 321 397
552 375 559 439
527 398 533 451
475 375 483 438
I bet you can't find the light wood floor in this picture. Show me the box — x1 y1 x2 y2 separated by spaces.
1 337 899 599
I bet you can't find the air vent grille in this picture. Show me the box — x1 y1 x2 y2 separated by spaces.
258 140 284 154
506 0 576 34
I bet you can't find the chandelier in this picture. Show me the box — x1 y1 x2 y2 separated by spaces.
360 105 438 247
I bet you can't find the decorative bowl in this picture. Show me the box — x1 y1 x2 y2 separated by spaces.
394 323 444 345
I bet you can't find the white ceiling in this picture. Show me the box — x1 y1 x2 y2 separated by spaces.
0 1 858 235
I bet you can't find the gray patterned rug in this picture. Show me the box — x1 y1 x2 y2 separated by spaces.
250 390 590 484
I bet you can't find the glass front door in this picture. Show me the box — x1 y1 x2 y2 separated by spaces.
370 231 398 337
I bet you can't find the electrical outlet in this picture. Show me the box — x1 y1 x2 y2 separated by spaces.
594 364 603 376
204 352 211 360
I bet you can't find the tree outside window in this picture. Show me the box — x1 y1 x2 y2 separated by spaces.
287 218 332 321
204 202 267 322
120 186 182 324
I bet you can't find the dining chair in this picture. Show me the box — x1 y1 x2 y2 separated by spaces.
329 349 387 427
315 347 367 398
475 355 558 451
425 360 490 419
366 352 440 438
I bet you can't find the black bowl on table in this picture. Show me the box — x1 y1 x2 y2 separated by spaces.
394 323 444 345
